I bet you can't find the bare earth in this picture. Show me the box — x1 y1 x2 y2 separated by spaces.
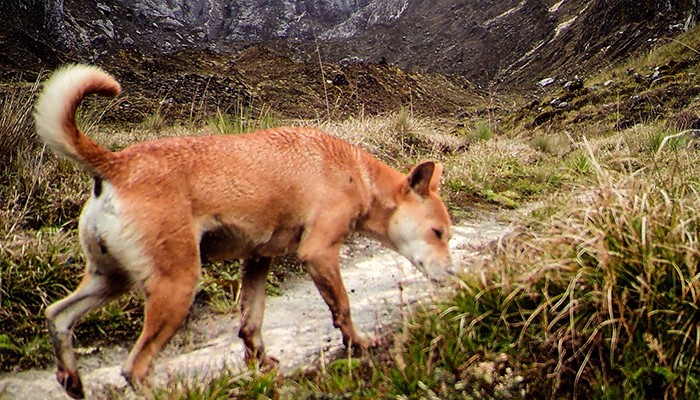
0 217 510 399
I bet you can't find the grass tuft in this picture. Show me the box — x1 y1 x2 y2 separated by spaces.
470 119 495 142
207 101 278 135
147 368 278 400
531 133 572 156
0 78 42 169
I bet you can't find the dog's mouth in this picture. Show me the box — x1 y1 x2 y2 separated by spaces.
413 259 457 284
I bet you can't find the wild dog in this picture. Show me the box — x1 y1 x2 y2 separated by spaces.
34 64 455 399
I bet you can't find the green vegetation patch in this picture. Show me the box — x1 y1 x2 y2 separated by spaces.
0 230 143 370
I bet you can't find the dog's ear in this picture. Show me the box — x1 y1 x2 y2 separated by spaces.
407 161 441 196
430 163 443 192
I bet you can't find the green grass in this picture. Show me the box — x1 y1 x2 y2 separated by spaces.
144 368 278 400
207 101 279 135
443 136 579 209
469 119 495 142
487 145 700 398
531 133 571 156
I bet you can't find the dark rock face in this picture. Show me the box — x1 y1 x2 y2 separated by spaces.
507 0 700 85
1 0 699 87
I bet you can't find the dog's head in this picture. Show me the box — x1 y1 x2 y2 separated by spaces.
387 161 455 282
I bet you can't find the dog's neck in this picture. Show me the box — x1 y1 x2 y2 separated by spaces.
355 153 404 244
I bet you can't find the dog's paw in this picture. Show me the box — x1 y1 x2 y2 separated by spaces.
346 333 383 352
367 335 384 348
259 355 280 372
57 367 85 399
246 354 279 373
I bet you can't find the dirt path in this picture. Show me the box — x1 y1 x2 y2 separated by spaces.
0 218 511 399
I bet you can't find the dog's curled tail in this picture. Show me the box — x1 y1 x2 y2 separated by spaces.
34 64 121 175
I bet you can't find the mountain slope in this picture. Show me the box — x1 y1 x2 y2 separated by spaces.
0 1 698 88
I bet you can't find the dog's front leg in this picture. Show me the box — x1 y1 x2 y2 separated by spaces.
300 242 372 350
238 256 278 368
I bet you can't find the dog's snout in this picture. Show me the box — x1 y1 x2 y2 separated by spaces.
446 263 458 276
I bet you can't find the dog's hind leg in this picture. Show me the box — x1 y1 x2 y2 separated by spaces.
238 256 276 367
45 264 130 399
121 251 199 387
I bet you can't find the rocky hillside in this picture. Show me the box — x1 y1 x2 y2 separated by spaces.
2 0 699 87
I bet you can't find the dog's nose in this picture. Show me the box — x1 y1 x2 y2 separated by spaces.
445 263 459 276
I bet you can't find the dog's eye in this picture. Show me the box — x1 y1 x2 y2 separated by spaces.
432 228 444 239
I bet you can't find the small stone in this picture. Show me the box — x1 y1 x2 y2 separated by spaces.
538 77 555 87
332 73 349 86
96 3 111 13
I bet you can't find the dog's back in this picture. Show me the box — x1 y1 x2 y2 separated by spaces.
94 127 380 260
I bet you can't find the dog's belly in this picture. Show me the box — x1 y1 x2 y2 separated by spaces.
199 223 304 261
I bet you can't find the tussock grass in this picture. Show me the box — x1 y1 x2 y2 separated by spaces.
531 133 572 156
207 101 279 135
142 108 167 133
0 80 41 169
150 369 277 400
463 118 495 144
